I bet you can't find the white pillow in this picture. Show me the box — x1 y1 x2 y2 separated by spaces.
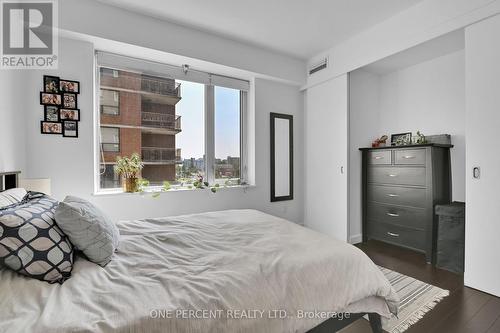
0 188 27 209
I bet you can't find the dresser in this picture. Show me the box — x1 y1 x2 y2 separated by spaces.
359 144 452 263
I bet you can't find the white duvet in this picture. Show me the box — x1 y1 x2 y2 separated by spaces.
0 209 398 333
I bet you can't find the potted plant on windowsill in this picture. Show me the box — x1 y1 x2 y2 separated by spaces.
114 153 144 193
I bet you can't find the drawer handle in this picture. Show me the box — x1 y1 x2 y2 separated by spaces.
387 194 399 197
388 174 398 177
402 155 416 159
387 232 400 237
374 156 384 160
387 212 400 217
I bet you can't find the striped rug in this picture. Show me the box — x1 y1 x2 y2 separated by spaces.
375 266 449 333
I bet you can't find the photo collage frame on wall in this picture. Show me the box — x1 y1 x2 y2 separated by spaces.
40 75 80 137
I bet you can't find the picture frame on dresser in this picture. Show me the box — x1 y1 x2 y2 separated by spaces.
390 132 412 146
359 143 453 264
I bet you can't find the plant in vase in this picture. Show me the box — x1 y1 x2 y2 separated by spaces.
414 131 427 144
193 173 220 193
114 153 144 193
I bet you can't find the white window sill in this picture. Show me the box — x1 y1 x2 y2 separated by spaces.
92 184 256 197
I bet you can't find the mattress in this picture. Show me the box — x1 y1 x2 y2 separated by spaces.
0 209 398 332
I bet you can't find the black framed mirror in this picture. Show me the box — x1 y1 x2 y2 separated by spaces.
270 113 293 202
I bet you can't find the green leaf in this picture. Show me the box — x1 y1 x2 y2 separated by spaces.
211 187 217 193
152 192 160 198
162 181 171 191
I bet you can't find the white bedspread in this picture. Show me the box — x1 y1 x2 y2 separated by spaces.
0 209 398 333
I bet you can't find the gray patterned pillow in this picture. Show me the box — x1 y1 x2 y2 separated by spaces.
0 193 74 283
55 196 119 266
0 188 27 209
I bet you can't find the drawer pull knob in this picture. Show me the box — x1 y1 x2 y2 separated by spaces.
387 232 400 237
388 174 398 177
402 155 416 159
374 156 384 160
387 212 400 217
387 194 399 197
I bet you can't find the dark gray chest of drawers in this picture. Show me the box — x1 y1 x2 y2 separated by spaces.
359 144 453 263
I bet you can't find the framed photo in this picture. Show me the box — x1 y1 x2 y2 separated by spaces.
60 80 80 94
63 93 77 109
60 109 80 121
44 106 60 122
391 132 412 146
43 75 60 93
41 121 62 135
40 92 62 105
63 121 78 138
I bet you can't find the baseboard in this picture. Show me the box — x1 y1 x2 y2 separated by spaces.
349 234 362 244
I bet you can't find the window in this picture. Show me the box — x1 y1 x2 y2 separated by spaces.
96 52 249 192
175 80 205 185
101 127 120 152
100 165 119 189
100 89 119 115
215 86 241 185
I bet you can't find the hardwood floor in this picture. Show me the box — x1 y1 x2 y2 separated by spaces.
340 240 500 333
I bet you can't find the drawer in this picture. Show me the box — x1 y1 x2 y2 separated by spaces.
368 167 426 186
367 203 426 230
367 222 426 251
368 185 427 208
395 149 426 165
367 150 392 165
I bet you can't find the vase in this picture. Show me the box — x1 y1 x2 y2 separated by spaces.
123 177 138 193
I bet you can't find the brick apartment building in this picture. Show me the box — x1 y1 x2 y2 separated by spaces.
99 68 182 188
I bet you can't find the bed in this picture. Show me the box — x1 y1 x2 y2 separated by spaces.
0 209 398 332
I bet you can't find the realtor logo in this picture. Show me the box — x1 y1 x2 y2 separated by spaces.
1 0 58 69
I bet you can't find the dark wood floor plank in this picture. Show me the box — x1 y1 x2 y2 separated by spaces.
455 297 500 333
486 315 500 333
404 288 467 333
429 288 492 333
349 240 500 333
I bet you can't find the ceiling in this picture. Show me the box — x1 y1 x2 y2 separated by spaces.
97 0 423 60
362 29 464 75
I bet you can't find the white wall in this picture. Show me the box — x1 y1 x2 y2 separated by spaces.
305 75 348 241
18 38 305 224
348 70 381 243
0 71 28 174
348 50 465 242
464 13 500 297
378 50 466 201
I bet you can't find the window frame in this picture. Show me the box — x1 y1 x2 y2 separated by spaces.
100 126 120 153
94 52 249 193
100 89 120 116
212 86 245 185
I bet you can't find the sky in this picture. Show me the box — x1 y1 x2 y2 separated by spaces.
175 80 240 160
